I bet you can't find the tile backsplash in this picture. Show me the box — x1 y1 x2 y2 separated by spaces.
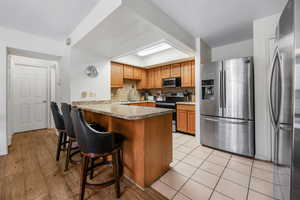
111 80 142 101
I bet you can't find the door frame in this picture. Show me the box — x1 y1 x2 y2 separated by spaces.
8 55 57 144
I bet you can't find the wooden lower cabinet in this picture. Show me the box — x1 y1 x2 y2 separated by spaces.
187 111 195 133
177 110 188 132
84 111 172 188
129 102 155 107
176 104 195 135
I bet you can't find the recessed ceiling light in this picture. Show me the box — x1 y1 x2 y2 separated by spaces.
137 42 172 57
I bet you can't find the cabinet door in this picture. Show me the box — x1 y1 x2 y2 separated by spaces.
171 63 181 77
177 110 187 132
137 69 147 89
161 65 171 79
187 111 195 134
181 61 192 87
154 67 162 88
191 61 195 87
124 65 133 79
146 102 155 107
111 62 123 88
133 67 142 80
147 69 153 89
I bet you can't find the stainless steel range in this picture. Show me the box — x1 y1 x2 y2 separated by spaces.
156 96 185 121
200 57 255 157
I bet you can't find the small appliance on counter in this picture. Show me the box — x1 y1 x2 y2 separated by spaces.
147 96 154 101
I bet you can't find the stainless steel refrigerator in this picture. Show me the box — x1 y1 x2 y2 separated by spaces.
269 0 300 199
200 57 255 157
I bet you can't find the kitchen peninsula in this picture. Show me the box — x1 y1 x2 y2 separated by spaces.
77 103 173 188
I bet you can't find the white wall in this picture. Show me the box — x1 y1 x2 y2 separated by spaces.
0 26 67 155
70 47 111 102
211 39 253 62
253 13 280 161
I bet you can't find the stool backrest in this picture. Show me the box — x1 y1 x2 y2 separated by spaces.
61 103 76 138
50 102 65 131
70 107 116 154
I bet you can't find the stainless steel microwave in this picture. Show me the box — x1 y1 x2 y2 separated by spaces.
162 78 181 88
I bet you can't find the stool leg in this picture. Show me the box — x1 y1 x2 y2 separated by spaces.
112 151 121 198
90 158 96 180
56 131 63 161
64 138 72 171
80 156 89 200
118 149 124 177
62 131 67 150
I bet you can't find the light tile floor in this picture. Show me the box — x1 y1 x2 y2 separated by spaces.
151 132 280 200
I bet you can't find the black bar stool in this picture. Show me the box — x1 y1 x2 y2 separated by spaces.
61 103 81 171
50 102 68 161
71 107 124 200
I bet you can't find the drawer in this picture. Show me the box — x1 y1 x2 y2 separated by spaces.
177 104 195 111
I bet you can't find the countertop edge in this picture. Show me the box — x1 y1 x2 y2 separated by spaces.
81 107 174 120
176 102 195 105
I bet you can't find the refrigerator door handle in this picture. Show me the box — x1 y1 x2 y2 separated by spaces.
223 70 226 108
268 47 280 128
220 70 223 108
202 117 249 124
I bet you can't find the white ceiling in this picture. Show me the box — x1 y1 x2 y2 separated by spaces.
73 6 194 59
0 0 100 41
149 0 287 47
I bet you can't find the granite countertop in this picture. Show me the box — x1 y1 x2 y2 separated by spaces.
176 102 195 105
78 104 174 120
116 100 155 105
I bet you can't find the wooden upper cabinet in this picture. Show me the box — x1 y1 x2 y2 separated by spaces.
111 62 124 88
154 67 162 88
181 61 192 87
147 68 156 89
191 61 195 87
133 67 142 80
137 69 147 89
170 63 181 77
124 65 134 79
161 65 171 79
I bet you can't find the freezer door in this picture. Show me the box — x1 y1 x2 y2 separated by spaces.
276 124 293 166
200 116 255 157
223 57 254 120
200 61 223 117
270 124 292 200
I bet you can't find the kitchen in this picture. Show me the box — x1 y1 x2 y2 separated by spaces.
0 0 298 200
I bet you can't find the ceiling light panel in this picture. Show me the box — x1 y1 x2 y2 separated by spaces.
137 42 172 56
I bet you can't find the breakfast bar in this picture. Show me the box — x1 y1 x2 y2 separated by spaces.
77 104 173 188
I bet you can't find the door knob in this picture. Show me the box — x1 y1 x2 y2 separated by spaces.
42 100 47 103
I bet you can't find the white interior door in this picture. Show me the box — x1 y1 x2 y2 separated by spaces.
13 65 48 132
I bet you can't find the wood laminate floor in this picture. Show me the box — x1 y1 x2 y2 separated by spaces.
0 129 167 200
